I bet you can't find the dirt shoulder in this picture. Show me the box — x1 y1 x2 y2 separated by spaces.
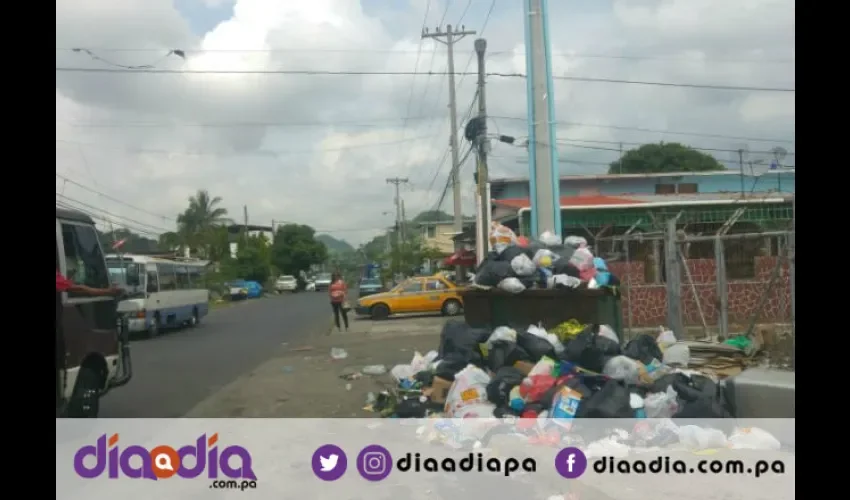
184 315 449 417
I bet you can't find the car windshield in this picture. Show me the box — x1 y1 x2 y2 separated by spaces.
360 279 380 286
106 260 143 287
279 276 295 281
317 273 332 281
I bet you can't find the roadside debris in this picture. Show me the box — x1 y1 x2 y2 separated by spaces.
330 347 348 360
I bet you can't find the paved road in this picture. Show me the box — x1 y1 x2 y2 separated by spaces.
99 292 335 418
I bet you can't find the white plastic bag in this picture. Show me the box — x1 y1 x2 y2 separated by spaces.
489 223 518 254
498 277 526 293
728 427 781 451
643 386 680 418
486 326 518 348
444 365 491 417
410 350 439 373
510 253 537 276
657 327 677 347
597 324 620 344
390 364 415 382
539 230 562 247
527 324 565 355
677 425 728 451
602 355 642 384
564 235 588 248
547 274 581 289
663 343 691 366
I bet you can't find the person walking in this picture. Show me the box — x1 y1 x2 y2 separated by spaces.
328 272 349 332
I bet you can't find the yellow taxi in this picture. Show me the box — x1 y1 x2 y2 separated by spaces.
354 274 465 320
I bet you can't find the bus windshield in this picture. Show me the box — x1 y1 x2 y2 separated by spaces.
106 260 144 287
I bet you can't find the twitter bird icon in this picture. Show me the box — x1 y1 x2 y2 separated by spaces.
312 444 348 481
320 454 339 471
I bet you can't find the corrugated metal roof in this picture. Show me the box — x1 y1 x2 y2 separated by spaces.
491 192 793 210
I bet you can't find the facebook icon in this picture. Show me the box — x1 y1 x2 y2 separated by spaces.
555 447 588 479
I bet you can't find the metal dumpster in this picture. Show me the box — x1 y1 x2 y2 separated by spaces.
460 288 623 334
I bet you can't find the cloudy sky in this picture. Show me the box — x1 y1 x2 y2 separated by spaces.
55 0 795 246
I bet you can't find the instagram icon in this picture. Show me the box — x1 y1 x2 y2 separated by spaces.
356 445 393 481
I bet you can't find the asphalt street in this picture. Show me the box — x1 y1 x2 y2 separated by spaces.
99 292 335 418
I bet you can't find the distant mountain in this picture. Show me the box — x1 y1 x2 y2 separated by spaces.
316 234 355 254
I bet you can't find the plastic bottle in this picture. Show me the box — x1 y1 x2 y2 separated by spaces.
630 393 646 419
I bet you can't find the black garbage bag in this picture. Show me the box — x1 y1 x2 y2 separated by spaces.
475 260 515 286
517 330 557 362
438 320 488 361
486 366 525 406
651 372 732 419
395 397 430 418
434 352 471 381
561 326 621 373
414 370 435 387
486 341 532 372
552 259 581 278
497 245 532 262
575 379 633 418
624 333 664 364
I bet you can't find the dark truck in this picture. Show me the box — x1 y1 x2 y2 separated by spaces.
357 277 384 298
56 208 132 417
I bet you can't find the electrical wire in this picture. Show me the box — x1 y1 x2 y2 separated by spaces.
554 138 795 156
58 115 444 129
56 193 173 233
56 173 177 221
56 135 431 157
56 200 163 238
55 66 794 92
57 47 795 64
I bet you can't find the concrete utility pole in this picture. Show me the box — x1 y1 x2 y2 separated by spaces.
423 24 475 275
386 177 408 250
474 38 490 261
524 0 561 238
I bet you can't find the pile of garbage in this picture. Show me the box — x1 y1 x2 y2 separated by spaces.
474 223 619 294
382 320 735 425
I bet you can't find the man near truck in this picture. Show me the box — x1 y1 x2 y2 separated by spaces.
56 269 122 411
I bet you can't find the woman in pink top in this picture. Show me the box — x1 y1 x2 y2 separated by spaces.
328 272 349 332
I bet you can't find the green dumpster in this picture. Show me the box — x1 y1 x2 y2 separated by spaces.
460 288 623 335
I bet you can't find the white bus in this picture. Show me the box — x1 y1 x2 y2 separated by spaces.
105 254 211 338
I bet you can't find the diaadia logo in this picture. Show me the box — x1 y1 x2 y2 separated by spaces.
73 433 257 482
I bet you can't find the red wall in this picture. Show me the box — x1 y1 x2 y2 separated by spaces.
607 257 792 328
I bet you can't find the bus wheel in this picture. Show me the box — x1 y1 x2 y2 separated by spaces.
146 314 160 339
65 367 102 418
190 308 200 327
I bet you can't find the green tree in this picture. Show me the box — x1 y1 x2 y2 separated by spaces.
609 142 726 174
271 224 328 275
221 234 272 283
176 190 232 257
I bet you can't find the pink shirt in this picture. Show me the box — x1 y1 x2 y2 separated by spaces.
329 280 347 303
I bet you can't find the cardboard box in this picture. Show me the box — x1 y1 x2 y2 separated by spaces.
427 376 453 404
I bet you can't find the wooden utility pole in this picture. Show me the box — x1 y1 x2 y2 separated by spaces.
474 38 490 260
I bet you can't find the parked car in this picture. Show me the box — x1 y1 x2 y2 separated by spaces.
314 272 333 292
358 277 384 298
226 280 263 300
275 275 298 293
305 280 316 291
355 275 465 320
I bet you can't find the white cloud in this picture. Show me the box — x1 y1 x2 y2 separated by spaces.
55 0 795 245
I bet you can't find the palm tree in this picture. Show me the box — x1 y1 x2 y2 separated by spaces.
176 190 232 257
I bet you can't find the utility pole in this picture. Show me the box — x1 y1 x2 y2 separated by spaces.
618 143 624 174
386 177 408 273
737 149 745 198
474 38 490 261
423 24 476 278
524 0 561 238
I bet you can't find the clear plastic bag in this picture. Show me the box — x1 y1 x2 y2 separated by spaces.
489 223 518 254
643 386 680 418
486 326 518 348
539 230 562 247
564 235 588 248
510 253 537 276
444 365 491 417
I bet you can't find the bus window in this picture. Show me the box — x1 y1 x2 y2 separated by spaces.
157 263 177 291
146 270 159 294
175 266 190 289
61 223 109 297
187 266 204 287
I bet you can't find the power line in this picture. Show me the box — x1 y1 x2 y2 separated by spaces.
56 135 431 156
490 116 795 144
57 47 794 64
55 66 795 92
58 116 444 129
56 200 163 238
56 193 173 233
55 173 177 221
554 138 795 156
